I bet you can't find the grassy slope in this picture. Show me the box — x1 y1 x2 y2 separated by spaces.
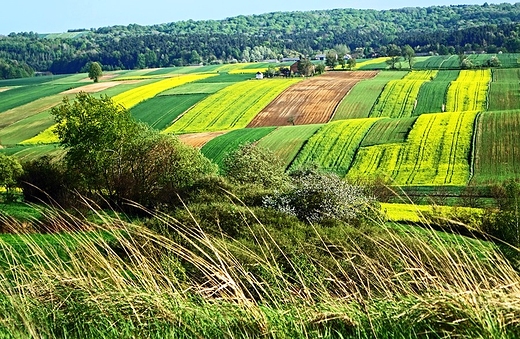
488 68 520 111
0 84 84 113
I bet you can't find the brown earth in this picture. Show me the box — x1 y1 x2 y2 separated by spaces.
0 87 11 93
178 131 229 148
61 81 124 94
247 71 378 127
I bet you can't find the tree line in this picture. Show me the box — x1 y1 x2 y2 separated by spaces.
2 3 520 75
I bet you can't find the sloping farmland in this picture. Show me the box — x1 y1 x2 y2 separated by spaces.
248 71 378 127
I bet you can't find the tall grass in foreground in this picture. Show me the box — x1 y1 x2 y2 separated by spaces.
0 204 518 338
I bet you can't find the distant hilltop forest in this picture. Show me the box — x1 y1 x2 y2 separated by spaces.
2 2 520 77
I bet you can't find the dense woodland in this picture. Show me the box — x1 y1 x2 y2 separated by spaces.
2 3 520 76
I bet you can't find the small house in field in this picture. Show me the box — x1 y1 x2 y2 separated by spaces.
256 71 264 79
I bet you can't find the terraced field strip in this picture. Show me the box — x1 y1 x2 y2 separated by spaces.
178 131 229 148
131 94 208 130
0 83 85 113
112 73 217 109
472 110 520 183
497 53 520 68
61 81 122 94
360 117 417 147
333 71 406 120
415 70 460 114
347 111 478 185
93 79 155 98
20 124 59 145
248 71 378 127
0 144 63 161
256 124 323 168
201 127 276 168
192 73 252 83
164 78 301 134
370 70 437 118
355 57 389 70
445 69 491 112
488 68 520 111
290 118 380 176
0 74 69 87
0 110 55 145
159 82 231 95
0 94 67 129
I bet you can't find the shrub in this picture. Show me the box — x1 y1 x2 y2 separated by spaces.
0 153 23 202
264 167 379 224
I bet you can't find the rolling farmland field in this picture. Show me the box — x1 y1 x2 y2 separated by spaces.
2 57 520 191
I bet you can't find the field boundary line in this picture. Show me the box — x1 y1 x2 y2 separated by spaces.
469 111 482 183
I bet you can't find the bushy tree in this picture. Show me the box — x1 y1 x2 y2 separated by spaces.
0 154 23 202
325 49 338 70
263 167 378 224
88 61 102 82
223 143 289 190
347 58 357 70
402 45 415 70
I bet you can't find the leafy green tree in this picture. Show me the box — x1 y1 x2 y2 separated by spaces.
0 154 23 202
88 61 103 82
402 45 415 70
315 63 326 74
347 58 357 70
325 49 338 70
386 44 401 69
297 57 315 77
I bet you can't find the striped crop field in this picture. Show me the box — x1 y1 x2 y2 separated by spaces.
472 110 520 183
256 124 323 168
0 74 69 87
0 110 54 145
370 70 437 118
164 78 301 134
290 118 380 176
229 68 268 74
112 73 218 109
445 69 491 112
488 68 520 111
333 71 406 120
0 84 84 113
20 124 59 145
496 53 520 68
131 94 208 130
355 57 389 70
248 71 377 127
347 111 478 185
360 117 417 147
201 127 276 168
414 70 460 114
0 94 66 129
159 82 231 95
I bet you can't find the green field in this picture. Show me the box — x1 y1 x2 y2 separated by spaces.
370 70 437 118
163 78 301 134
0 74 69 87
414 70 460 114
0 84 84 113
131 94 208 130
488 68 520 111
0 110 55 145
472 110 520 183
334 71 406 120
347 111 478 185
256 124 323 168
201 127 276 167
361 117 417 147
290 118 380 175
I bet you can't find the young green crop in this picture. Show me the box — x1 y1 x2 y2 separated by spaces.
163 78 301 134
414 70 460 114
290 118 380 176
488 68 520 111
256 124 323 168
361 117 417 147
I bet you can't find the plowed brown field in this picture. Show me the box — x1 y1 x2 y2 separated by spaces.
178 131 228 148
247 71 378 127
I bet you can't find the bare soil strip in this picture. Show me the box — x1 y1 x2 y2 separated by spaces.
178 131 229 148
247 71 378 127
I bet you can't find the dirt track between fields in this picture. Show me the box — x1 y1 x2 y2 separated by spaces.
178 131 228 148
247 71 378 127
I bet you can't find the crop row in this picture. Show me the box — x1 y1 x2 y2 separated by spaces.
347 111 477 185
112 73 217 109
445 69 491 112
256 124 323 168
472 110 520 183
370 70 437 118
360 117 417 147
164 78 301 134
290 118 380 176
414 70 460 114
488 69 520 111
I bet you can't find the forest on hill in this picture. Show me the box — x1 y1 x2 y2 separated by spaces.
2 3 520 76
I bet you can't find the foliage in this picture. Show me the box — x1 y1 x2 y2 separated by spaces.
0 58 33 80
264 167 378 223
88 61 103 82
223 143 289 190
402 45 415 70
0 154 23 201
